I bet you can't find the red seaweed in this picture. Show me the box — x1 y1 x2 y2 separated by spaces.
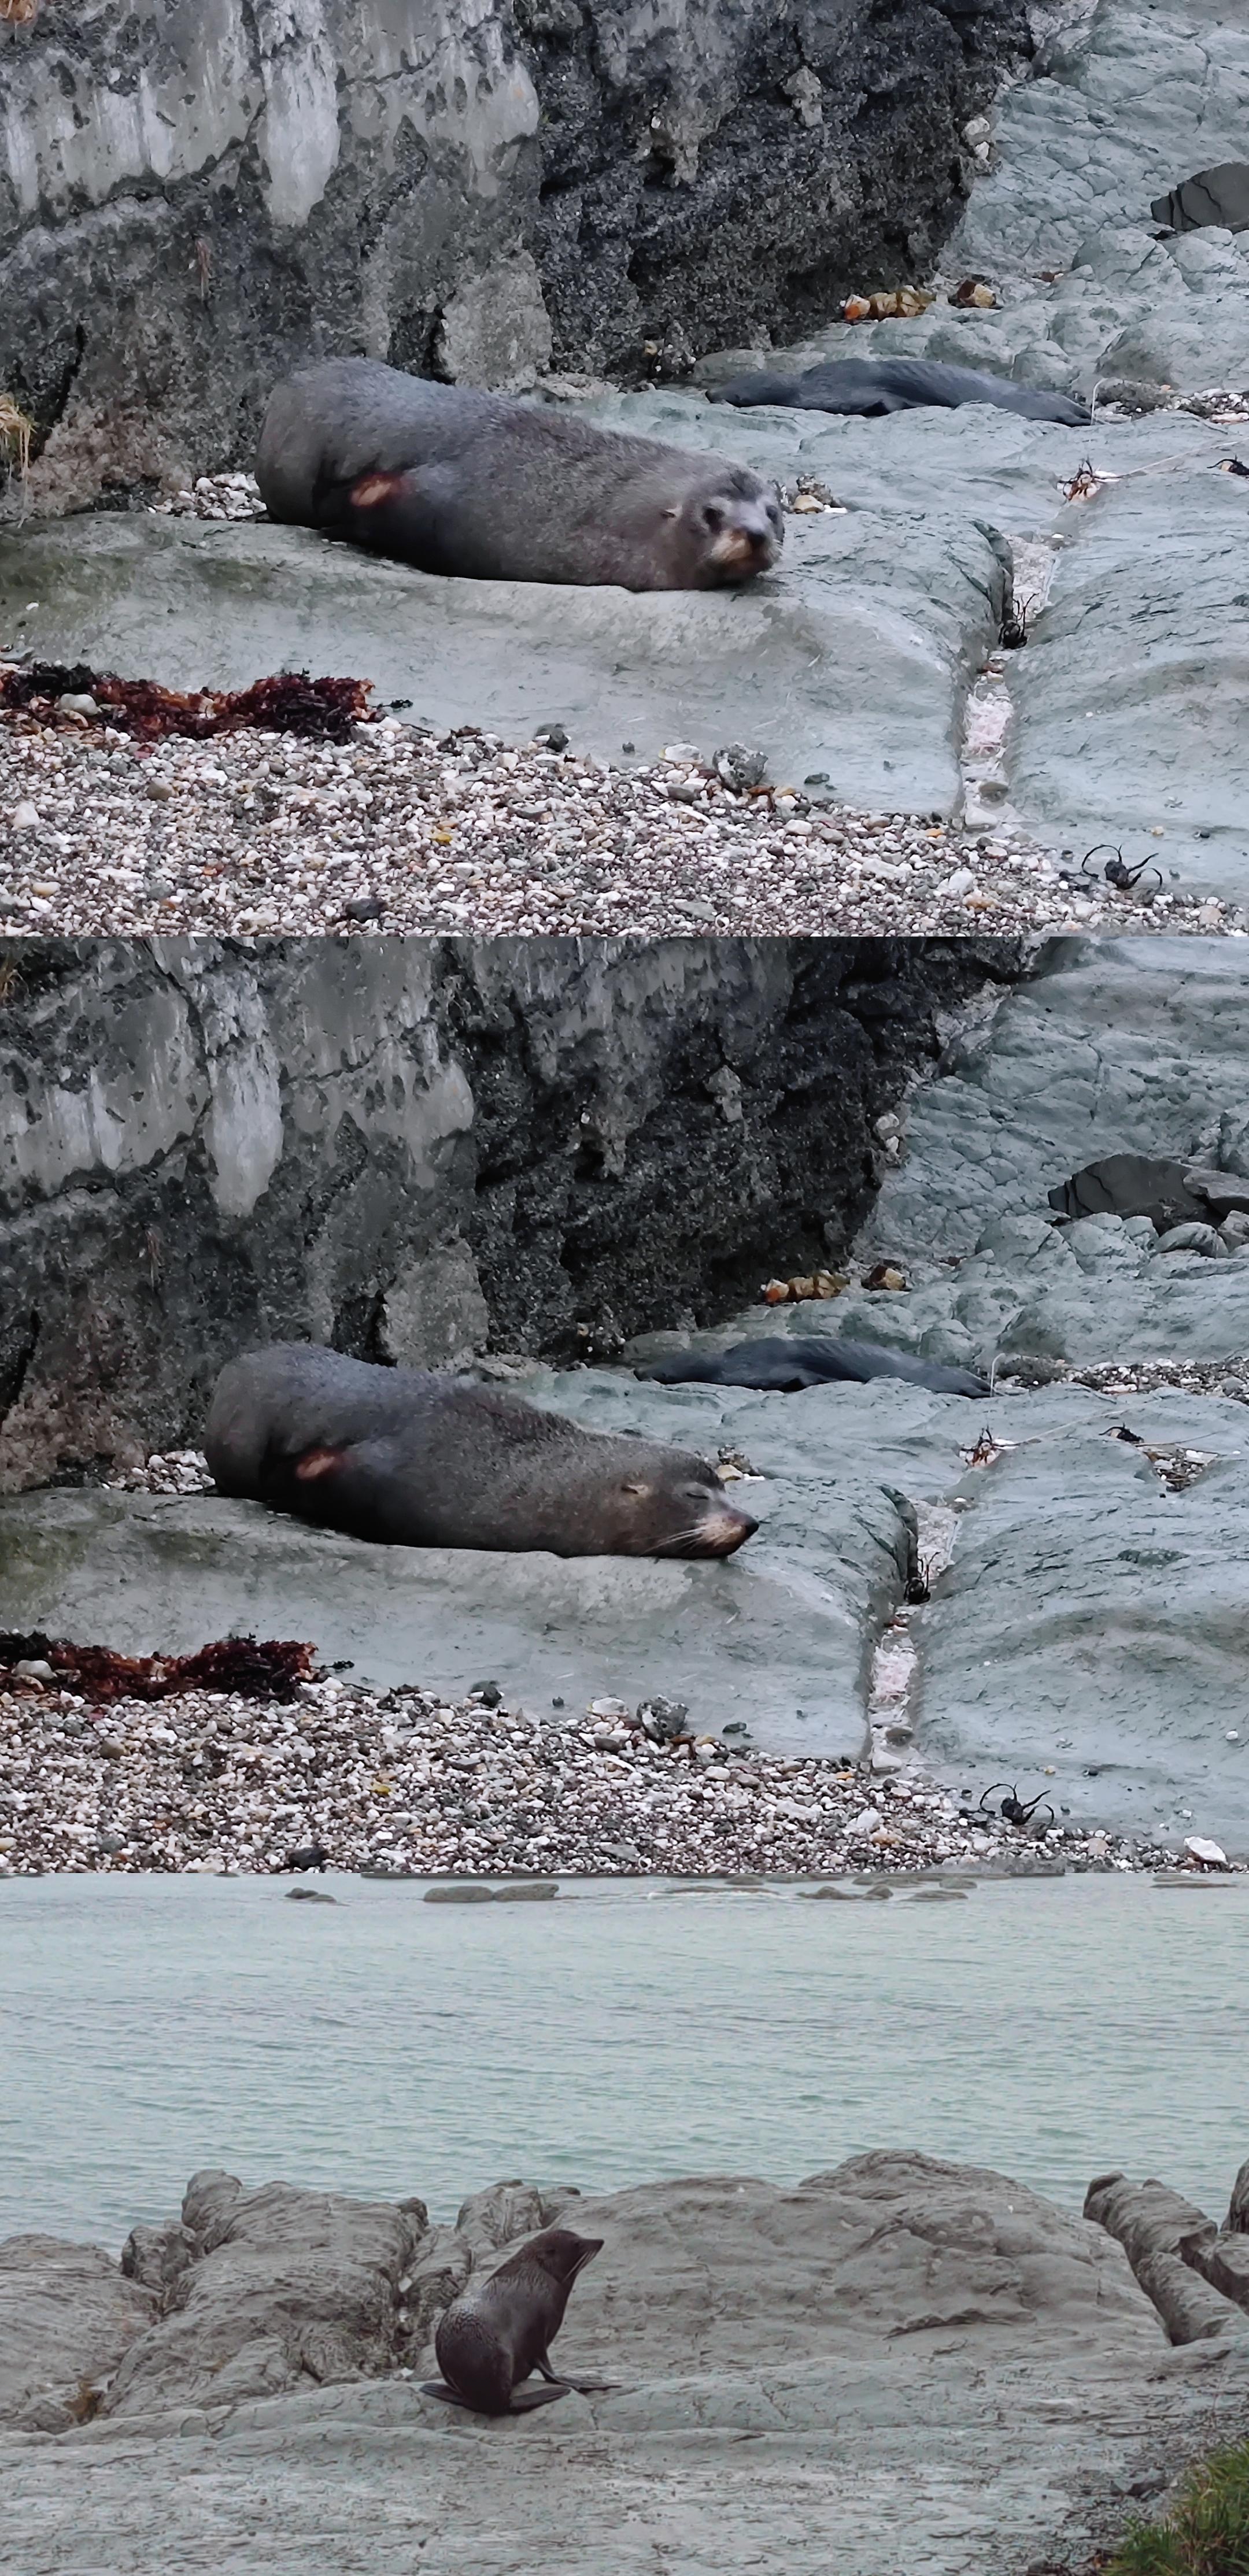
0 662 376 742
0 1632 320 1702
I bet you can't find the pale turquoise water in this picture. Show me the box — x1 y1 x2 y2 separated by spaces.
1 1874 1245 2249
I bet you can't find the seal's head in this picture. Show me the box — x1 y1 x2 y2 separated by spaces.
524 2226 604 2285
666 464 784 587
603 1442 759 1559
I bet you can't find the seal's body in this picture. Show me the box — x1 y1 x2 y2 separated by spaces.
638 1336 989 1397
205 1343 758 1559
428 2226 604 2415
711 356 1089 427
256 359 783 590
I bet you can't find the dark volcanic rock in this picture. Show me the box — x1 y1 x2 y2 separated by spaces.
0 0 1029 507
0 935 1022 1490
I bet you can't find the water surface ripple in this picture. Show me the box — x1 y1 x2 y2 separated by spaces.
1 1874 1244 2246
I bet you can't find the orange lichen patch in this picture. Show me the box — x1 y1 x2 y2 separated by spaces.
0 661 376 741
0 1633 320 1702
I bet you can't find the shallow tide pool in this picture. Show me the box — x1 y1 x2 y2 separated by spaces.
1 1872 1246 2248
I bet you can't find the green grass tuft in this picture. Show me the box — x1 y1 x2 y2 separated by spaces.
1107 2441 1249 2575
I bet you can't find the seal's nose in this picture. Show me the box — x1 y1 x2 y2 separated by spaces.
717 1508 759 1552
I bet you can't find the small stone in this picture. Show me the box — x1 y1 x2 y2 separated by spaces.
10 801 39 831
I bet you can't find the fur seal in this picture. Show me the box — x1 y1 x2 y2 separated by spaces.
637 1337 989 1397
425 2225 606 2415
710 357 1089 427
256 358 783 591
205 1343 758 1559
1047 1154 1212 1233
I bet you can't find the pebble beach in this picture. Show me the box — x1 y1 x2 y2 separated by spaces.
2 697 1239 945
0 1665 1163 1881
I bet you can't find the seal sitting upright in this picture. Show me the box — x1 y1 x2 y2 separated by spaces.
205 1343 758 1559
425 2225 608 2415
256 358 784 591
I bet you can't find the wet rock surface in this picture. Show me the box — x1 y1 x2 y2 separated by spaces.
0 2235 155 2433
2 2152 1246 2576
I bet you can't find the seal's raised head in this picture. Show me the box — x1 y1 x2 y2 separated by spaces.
662 464 783 587
525 2226 604 2283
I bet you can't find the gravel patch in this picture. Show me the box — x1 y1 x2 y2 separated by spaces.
0 1663 1217 1881
1 696 1240 941
997 1357 1249 1399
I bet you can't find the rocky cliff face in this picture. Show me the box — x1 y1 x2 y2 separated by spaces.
0 934 1021 1487
0 0 1029 506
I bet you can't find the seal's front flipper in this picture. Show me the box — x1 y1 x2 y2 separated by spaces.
418 2378 572 2416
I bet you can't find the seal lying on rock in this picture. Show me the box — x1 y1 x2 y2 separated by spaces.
205 1344 758 1559
425 2225 607 2415
256 359 784 591
637 1337 989 1396
710 357 1090 427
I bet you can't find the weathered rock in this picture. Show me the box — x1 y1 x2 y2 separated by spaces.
1184 2231 1249 2316
0 2233 155 2430
1083 2172 1244 2345
453 2181 584 2257
119 2218 196 2301
1228 2156 1249 2233
100 2172 426 2417
398 2225 474 2359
